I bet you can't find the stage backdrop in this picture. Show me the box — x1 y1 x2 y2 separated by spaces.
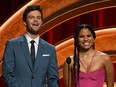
0 0 116 87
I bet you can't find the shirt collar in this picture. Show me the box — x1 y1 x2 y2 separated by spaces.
25 34 40 45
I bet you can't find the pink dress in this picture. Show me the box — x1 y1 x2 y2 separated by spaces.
71 51 105 87
71 68 105 87
80 68 105 87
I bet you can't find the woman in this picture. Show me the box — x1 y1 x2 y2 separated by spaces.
63 24 114 87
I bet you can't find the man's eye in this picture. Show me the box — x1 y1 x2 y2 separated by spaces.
28 16 34 19
37 16 42 19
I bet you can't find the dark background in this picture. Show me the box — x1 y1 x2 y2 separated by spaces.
0 1 30 87
0 0 30 26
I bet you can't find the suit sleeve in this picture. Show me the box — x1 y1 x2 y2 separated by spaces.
2 41 21 87
47 47 59 87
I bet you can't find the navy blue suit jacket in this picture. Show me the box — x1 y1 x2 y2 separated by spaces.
2 35 59 87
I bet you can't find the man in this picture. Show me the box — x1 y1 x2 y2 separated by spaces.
2 5 59 87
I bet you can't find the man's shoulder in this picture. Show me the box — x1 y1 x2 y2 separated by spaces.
7 35 24 43
40 38 55 48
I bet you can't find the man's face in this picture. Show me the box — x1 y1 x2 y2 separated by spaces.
25 10 43 35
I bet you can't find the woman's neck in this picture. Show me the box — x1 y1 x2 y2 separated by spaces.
79 48 96 57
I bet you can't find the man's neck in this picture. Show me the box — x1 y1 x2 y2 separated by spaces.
27 32 39 39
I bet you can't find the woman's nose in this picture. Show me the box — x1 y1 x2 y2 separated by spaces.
84 37 88 40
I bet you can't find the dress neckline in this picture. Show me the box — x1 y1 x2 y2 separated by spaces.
80 51 97 73
80 67 105 74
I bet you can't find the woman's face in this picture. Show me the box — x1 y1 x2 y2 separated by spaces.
78 28 94 51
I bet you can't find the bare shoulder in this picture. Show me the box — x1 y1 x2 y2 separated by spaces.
70 55 73 59
68 55 74 67
70 55 74 63
97 51 111 62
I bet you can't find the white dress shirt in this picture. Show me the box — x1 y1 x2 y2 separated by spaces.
25 34 40 58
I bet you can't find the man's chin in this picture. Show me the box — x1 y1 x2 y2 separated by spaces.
29 32 38 35
29 30 39 35
32 32 39 35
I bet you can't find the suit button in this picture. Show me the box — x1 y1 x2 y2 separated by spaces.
31 76 34 79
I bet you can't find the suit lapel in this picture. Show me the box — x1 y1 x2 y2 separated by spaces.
20 35 33 72
33 39 45 73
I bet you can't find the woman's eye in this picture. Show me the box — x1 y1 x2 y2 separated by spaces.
87 35 92 37
79 36 84 38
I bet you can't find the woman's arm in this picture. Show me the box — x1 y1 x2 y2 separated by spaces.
104 54 114 87
63 59 72 87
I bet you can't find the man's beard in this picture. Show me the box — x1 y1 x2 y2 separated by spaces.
26 25 40 35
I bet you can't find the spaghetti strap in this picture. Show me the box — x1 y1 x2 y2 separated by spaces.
80 51 97 73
